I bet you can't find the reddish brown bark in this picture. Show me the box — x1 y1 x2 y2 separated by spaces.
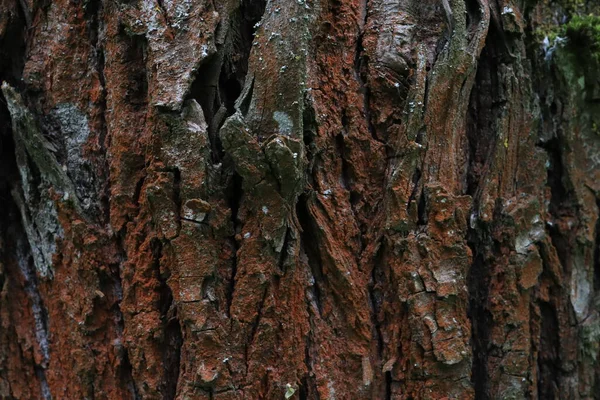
0 0 599 398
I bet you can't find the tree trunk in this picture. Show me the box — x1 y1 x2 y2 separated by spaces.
0 0 599 398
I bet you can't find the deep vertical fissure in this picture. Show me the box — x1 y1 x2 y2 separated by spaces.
113 232 140 399
226 171 243 318
162 294 182 400
523 12 586 397
244 286 268 375
296 191 322 399
416 187 427 226
537 301 560 398
407 167 422 218
84 0 110 224
353 0 382 143
368 242 388 397
296 194 324 316
465 41 502 201
466 205 513 399
187 0 265 162
539 135 576 273
119 342 141 400
122 34 149 110
149 237 182 400
298 100 321 400
594 199 600 291
384 371 392 400
466 241 491 399
277 227 292 274
0 6 27 90
300 340 320 400
464 29 507 398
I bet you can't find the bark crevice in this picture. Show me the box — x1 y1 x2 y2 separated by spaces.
353 0 381 144
594 199 600 291
464 31 505 399
84 0 110 224
297 194 324 317
114 233 141 398
226 171 243 318
537 301 560 398
466 235 492 399
539 135 576 272
150 237 182 400
187 0 265 162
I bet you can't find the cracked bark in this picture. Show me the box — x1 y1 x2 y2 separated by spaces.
1 0 600 398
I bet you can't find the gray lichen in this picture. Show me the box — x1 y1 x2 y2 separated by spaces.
273 110 293 136
2 82 80 278
50 103 98 213
11 188 62 279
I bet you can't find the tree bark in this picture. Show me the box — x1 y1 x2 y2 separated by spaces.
0 0 599 398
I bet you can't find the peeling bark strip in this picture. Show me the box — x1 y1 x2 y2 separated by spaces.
1 0 600 398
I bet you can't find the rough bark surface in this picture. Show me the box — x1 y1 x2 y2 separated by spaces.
0 0 599 398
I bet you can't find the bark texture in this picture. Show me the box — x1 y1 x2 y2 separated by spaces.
0 0 599 398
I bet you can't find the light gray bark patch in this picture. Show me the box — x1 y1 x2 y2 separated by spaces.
2 83 77 278
273 111 293 136
51 103 98 213
571 252 592 321
12 188 62 279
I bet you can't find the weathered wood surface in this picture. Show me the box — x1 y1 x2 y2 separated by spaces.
0 0 599 398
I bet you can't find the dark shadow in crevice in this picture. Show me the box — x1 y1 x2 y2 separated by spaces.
225 171 243 317
149 236 182 400
465 41 503 201
537 301 560 399
465 34 502 389
186 0 266 162
594 199 600 292
0 5 27 89
118 346 141 400
466 244 492 400
122 34 149 110
417 188 427 226
538 136 577 274
296 194 324 316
